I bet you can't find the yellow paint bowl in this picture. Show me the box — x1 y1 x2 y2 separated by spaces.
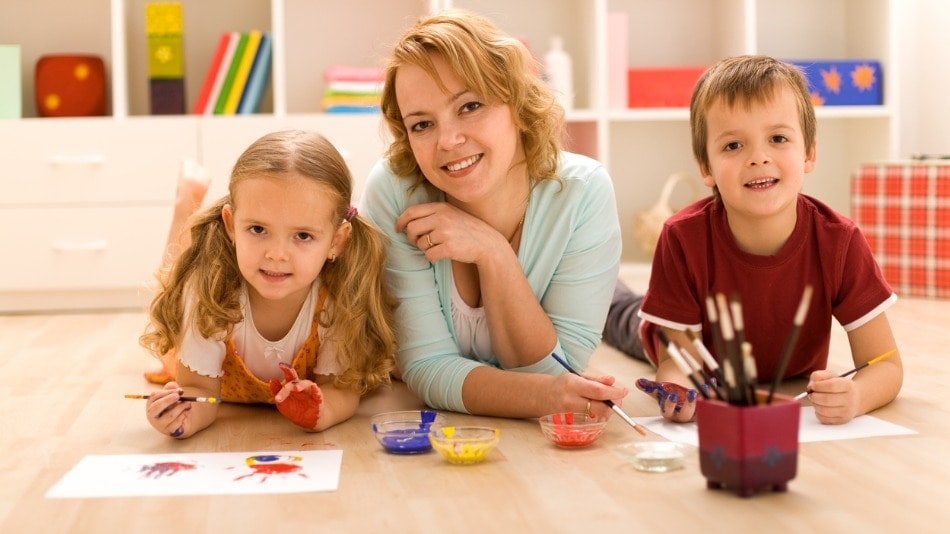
429 426 500 465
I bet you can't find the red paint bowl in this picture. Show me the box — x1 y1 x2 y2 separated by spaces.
538 412 607 448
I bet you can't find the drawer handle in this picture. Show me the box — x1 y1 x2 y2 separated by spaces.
52 240 109 252
49 154 107 166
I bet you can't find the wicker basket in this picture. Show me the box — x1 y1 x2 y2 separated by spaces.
633 171 703 256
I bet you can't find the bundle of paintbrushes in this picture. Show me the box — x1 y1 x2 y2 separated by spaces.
655 285 813 406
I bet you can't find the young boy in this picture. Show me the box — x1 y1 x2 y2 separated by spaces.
634 55 902 424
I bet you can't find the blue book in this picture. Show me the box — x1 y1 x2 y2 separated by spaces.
237 32 272 114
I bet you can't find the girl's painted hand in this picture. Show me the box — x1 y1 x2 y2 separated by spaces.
145 381 192 439
636 378 698 423
269 363 323 430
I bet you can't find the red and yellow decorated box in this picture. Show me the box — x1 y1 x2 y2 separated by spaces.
852 162 950 299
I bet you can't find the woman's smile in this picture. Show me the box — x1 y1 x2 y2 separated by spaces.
445 154 481 172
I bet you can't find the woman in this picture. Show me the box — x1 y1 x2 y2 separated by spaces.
362 9 627 418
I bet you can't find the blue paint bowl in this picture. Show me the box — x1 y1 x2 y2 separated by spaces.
371 410 447 454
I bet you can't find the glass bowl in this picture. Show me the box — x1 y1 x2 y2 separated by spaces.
538 412 608 448
428 426 500 465
370 410 447 454
615 441 689 473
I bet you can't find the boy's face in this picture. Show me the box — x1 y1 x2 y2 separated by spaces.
700 86 817 221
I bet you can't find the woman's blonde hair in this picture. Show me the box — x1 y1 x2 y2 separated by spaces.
690 55 817 199
140 130 397 393
380 8 564 190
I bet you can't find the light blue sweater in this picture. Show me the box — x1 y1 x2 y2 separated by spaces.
361 152 621 412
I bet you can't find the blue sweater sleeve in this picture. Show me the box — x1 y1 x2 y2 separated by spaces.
521 153 621 372
361 160 475 412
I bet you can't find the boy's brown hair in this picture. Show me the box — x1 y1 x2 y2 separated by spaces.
690 55 817 191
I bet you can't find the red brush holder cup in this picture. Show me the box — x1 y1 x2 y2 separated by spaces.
696 392 800 497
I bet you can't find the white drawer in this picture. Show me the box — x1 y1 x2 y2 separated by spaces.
0 117 198 206
0 205 171 292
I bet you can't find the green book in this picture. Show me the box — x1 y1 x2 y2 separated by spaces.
0 45 21 119
213 32 248 115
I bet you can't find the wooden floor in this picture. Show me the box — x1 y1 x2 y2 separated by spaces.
1 264 949 530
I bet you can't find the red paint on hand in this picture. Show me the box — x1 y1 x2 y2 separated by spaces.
269 363 323 430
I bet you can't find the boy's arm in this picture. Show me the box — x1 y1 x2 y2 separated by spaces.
807 313 902 424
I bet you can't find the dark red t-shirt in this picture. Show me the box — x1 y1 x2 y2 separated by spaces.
639 194 895 380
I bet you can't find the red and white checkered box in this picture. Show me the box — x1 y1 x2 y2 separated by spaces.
852 162 950 299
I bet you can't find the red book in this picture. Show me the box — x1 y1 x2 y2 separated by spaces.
192 32 234 115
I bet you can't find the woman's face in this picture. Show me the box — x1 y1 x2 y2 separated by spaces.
394 53 526 206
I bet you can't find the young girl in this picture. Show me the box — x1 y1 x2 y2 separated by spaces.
140 130 398 438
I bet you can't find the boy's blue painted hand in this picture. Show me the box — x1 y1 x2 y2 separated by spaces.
269 363 323 430
635 378 698 422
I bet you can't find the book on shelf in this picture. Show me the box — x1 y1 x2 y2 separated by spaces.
212 32 249 115
0 45 21 119
237 32 273 114
321 65 384 113
221 29 262 115
192 32 234 115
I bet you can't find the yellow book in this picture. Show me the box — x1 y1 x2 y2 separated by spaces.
222 30 262 115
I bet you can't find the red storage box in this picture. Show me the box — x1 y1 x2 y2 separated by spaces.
627 66 706 108
852 162 950 299
35 54 106 117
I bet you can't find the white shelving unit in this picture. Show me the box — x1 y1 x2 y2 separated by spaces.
0 0 899 311
447 0 898 261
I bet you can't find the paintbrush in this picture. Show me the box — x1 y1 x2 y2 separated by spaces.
550 353 648 436
685 329 723 385
715 293 743 403
656 330 710 400
125 394 224 404
766 284 814 404
794 349 898 400
705 295 727 369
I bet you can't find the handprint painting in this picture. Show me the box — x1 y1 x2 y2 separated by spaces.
46 450 343 498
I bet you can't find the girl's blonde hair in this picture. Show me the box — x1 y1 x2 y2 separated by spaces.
380 8 564 190
140 130 397 393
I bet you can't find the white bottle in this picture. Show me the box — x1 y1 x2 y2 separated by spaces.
544 36 573 112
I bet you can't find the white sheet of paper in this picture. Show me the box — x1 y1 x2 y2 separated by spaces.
45 450 343 498
633 407 916 447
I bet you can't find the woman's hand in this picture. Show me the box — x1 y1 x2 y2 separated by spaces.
269 363 324 430
145 381 193 438
636 378 699 422
396 202 511 265
551 372 628 420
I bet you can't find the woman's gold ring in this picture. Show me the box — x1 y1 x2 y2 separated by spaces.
425 233 433 248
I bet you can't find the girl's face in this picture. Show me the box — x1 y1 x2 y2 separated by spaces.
395 53 526 207
222 174 348 307
701 85 817 222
